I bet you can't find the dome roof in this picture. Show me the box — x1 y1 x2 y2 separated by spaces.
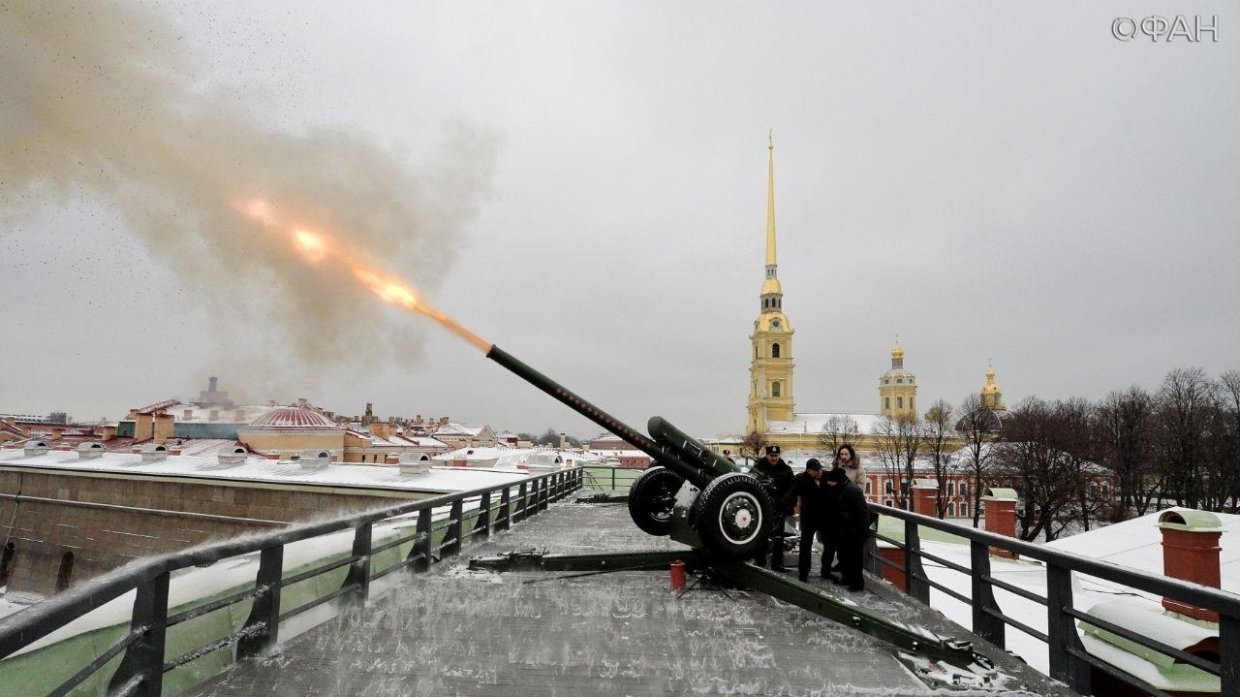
248 407 337 429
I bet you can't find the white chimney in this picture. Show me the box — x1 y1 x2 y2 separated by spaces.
77 442 105 460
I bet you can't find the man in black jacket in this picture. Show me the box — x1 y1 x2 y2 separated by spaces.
825 467 868 591
783 458 829 581
751 444 794 571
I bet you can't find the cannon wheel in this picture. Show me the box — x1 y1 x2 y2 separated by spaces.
694 472 773 557
627 466 683 536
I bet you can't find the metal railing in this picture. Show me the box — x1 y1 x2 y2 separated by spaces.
0 467 583 697
868 503 1240 697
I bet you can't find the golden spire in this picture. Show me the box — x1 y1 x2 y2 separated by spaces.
766 130 777 267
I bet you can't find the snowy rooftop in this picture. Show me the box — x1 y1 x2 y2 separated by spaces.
0 448 529 494
189 503 1070 697
767 411 886 436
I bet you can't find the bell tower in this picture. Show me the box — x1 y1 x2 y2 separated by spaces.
747 133 795 435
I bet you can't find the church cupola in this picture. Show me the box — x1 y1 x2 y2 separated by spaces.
981 360 1005 411
879 337 918 420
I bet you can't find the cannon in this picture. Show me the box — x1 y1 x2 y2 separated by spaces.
486 345 773 557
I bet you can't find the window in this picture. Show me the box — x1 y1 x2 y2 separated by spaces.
885 481 893 494
772 381 781 397
897 396 904 409
885 499 894 508
56 551 75 593
897 378 903 384
771 343 781 358
0 541 14 588
885 397 891 409
1102 483 1111 499
947 503 955 517
910 397 915 411
865 481 872 494
960 503 968 518
946 481 955 497
960 483 969 499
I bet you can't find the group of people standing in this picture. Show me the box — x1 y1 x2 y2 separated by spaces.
751 444 870 591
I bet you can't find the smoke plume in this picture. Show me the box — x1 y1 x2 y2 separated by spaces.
0 2 500 400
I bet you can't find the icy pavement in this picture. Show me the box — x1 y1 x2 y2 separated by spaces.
192 502 1075 696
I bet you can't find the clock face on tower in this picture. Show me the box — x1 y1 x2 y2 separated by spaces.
771 319 781 329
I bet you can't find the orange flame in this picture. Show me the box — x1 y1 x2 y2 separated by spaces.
234 197 492 353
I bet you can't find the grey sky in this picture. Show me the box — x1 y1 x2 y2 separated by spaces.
1 1 1237 439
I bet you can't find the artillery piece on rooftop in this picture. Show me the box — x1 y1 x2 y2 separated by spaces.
486 345 773 558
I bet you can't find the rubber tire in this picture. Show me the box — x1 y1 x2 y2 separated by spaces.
627 466 684 536
694 472 773 557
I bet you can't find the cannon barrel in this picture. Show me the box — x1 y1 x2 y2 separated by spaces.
485 345 711 486
646 416 740 478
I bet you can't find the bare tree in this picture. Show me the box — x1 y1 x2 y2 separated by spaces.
1094 386 1157 519
992 398 1092 542
1218 371 1240 513
739 431 765 466
872 413 922 510
923 400 956 517
818 414 860 456
1152 368 1218 509
955 394 995 528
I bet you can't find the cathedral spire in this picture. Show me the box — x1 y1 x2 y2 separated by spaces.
766 130 777 268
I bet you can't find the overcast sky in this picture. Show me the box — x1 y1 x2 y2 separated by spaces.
1 1 1236 438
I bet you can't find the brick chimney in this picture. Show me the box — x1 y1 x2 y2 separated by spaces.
1158 509 1222 622
983 488 1019 559
153 412 175 444
912 480 938 517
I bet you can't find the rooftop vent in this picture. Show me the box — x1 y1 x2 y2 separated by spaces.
76 442 105 460
299 449 331 471
217 446 248 466
140 443 169 463
399 452 432 476
23 440 51 457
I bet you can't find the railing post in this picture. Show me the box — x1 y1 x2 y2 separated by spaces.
611 468 617 491
476 492 492 540
410 508 432 572
970 540 1005 650
346 522 373 601
108 570 170 697
1222 613 1240 697
238 545 284 660
498 487 512 531
904 518 929 604
516 482 528 523
444 499 463 556
539 476 549 511
1046 564 1090 693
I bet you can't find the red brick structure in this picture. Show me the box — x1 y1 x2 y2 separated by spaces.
1159 509 1222 622
982 488 1019 559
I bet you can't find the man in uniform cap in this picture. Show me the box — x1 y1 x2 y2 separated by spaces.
751 444 794 570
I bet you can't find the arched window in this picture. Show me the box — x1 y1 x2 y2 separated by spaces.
946 481 955 497
1102 483 1111 499
910 397 915 411
960 483 969 499
960 502 969 518
897 396 904 409
865 481 872 495
772 381 781 397
56 551 75 593
885 481 893 494
771 343 781 358
885 397 891 410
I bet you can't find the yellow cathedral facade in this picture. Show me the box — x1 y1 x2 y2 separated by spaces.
740 137 1005 460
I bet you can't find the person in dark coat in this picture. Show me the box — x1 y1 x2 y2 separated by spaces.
751 444 794 570
825 467 869 591
783 458 830 581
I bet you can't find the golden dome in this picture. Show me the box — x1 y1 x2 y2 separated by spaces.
761 277 783 296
